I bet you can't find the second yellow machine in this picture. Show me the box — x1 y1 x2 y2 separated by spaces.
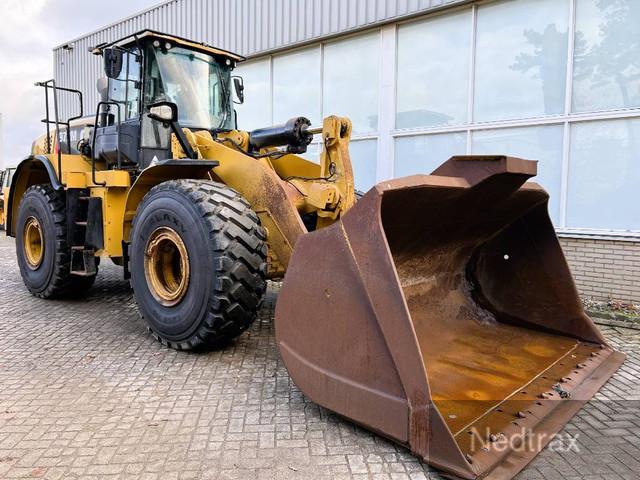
6 31 624 479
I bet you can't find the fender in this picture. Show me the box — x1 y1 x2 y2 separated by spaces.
6 155 62 236
122 159 219 243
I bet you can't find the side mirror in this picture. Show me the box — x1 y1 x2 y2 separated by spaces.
147 101 197 159
103 48 124 79
233 76 244 104
148 101 178 123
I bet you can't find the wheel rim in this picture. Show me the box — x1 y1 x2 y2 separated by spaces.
23 216 44 269
144 227 190 307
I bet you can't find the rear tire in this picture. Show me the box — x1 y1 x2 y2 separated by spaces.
16 185 97 298
130 180 268 350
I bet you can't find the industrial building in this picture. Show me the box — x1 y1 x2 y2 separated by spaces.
53 0 640 304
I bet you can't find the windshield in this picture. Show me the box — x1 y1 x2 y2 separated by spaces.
145 45 234 130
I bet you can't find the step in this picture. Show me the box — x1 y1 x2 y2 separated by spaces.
70 270 94 277
75 221 88 226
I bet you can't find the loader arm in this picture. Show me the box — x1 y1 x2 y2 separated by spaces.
175 116 356 276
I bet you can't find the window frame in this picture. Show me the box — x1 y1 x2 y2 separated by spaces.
388 0 640 239
108 49 142 121
236 31 382 192
235 0 640 239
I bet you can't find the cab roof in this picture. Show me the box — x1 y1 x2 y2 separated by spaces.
91 29 245 62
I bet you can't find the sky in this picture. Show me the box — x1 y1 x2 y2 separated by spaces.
0 0 161 168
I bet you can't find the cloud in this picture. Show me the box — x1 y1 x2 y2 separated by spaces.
0 0 160 168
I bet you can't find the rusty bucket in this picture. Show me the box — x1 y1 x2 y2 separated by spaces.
275 156 625 479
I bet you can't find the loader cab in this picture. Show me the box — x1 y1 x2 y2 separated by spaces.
92 30 244 170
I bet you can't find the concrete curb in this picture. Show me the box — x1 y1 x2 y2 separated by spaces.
588 309 640 330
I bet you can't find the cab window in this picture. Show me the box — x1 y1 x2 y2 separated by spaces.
109 50 141 120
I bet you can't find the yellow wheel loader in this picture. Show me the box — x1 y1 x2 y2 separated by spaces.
6 30 624 479
0 167 15 230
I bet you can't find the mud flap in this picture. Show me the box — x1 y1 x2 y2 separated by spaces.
275 156 625 479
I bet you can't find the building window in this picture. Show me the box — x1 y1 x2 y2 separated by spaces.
471 126 564 223
350 140 378 192
230 0 640 237
273 47 321 125
473 0 569 122
389 0 640 236
394 133 466 178
323 33 380 134
572 0 640 113
235 33 381 192
235 58 270 131
567 118 640 231
396 10 471 129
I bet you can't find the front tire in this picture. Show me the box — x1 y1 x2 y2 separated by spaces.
130 180 268 350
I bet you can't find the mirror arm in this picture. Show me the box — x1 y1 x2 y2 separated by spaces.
169 121 198 159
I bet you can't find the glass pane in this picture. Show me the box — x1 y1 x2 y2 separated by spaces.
472 126 564 224
141 116 170 149
300 142 321 163
350 139 378 192
394 133 467 177
300 140 377 192
396 10 471 129
235 58 271 131
573 0 640 112
323 33 380 134
474 0 569 122
110 52 141 120
273 48 321 125
567 119 640 231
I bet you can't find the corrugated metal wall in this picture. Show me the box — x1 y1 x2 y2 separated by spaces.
53 0 468 116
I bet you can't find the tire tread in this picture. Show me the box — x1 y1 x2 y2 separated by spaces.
132 180 267 350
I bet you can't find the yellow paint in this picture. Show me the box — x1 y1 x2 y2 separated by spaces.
22 216 44 268
63 170 130 188
144 226 190 306
0 185 9 228
193 117 356 264
90 186 128 257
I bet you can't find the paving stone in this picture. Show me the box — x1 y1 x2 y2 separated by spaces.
0 234 638 479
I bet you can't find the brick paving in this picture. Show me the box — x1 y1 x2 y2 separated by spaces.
0 233 638 480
